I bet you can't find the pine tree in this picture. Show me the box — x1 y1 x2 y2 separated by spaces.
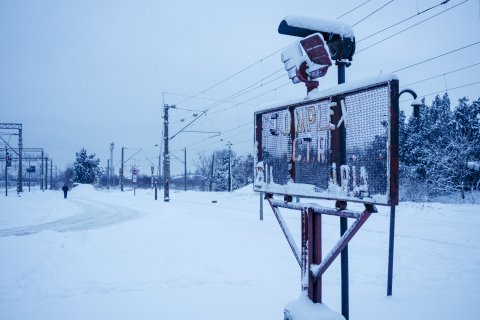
400 94 480 199
73 148 103 184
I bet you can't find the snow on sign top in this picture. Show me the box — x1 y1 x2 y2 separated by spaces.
254 75 400 206
281 15 354 39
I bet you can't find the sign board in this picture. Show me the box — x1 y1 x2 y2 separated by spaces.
254 75 399 206
26 166 36 173
131 168 139 175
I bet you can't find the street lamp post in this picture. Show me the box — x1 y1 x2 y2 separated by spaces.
387 88 421 297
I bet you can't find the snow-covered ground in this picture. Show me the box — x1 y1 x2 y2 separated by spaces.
0 185 479 320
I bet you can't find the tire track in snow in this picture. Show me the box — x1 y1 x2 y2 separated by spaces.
0 199 141 237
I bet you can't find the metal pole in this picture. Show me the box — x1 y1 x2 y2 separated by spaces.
50 159 52 190
337 59 349 320
151 166 154 190
155 182 158 200
120 147 124 191
28 161 31 192
5 149 7 196
163 104 170 202
40 151 44 190
387 206 396 296
227 141 232 192
259 192 263 221
110 142 114 189
184 147 187 191
158 146 161 187
18 126 23 192
45 157 48 191
209 153 215 191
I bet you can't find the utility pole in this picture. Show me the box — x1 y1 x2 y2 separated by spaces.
40 151 44 190
107 159 110 189
4 149 8 196
120 147 124 191
209 153 215 191
110 143 114 189
184 147 187 191
44 157 48 191
151 165 154 190
28 160 31 192
158 145 162 186
227 141 232 192
163 104 174 202
50 159 52 190
18 126 23 192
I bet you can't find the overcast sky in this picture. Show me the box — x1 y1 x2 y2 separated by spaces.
1 0 479 176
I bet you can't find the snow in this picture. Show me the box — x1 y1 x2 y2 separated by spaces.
1 186 480 319
467 161 480 171
285 293 345 320
257 73 398 112
283 15 354 39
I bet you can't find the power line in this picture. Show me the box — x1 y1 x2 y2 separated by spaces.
358 0 452 43
393 41 480 73
352 0 394 27
357 0 469 54
165 1 476 152
337 0 373 19
169 1 466 125
178 121 253 152
166 68 285 124
164 91 257 108
400 80 480 102
170 70 287 125
174 49 285 107
420 80 480 97
401 62 480 87
175 2 468 121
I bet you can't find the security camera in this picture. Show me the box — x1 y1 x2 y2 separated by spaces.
278 16 356 61
281 33 332 91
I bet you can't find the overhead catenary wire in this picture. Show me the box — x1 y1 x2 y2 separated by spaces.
393 41 480 73
337 0 373 19
172 0 396 109
168 72 287 127
168 1 469 125
163 0 478 163
357 0 451 43
174 49 286 107
170 2 471 125
356 0 469 54
352 0 395 27
400 80 480 102
167 68 285 123
401 62 480 87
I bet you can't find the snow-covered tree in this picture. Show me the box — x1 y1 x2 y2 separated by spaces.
194 150 253 191
399 94 480 199
73 148 103 184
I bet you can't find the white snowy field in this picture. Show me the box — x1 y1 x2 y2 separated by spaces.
0 185 479 320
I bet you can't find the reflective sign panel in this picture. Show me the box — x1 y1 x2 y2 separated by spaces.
254 77 399 206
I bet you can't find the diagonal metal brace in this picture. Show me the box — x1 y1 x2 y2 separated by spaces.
311 204 376 281
267 196 302 267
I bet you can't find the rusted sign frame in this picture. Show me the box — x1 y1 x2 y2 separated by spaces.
255 79 400 206
266 194 377 305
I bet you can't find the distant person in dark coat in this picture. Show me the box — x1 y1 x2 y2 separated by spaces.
62 185 69 199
